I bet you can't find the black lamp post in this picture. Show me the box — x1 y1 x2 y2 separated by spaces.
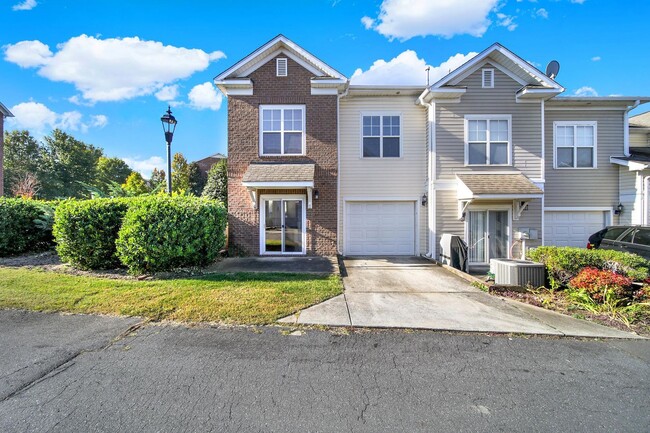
160 106 177 195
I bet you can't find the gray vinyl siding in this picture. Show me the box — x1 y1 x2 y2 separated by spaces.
339 95 428 254
435 64 542 181
435 190 464 261
544 110 624 207
511 198 542 257
618 168 638 225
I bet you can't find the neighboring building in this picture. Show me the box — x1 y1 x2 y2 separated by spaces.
0 102 15 197
215 35 649 266
612 111 650 225
194 152 226 176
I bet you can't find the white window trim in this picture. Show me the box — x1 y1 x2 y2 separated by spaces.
553 121 598 169
259 194 307 255
464 114 512 166
259 104 306 156
482 68 494 88
359 112 403 159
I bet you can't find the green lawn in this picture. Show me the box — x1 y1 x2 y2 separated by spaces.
0 268 342 324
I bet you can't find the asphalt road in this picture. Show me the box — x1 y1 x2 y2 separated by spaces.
1 310 648 433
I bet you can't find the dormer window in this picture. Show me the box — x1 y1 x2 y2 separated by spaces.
276 58 288 77
482 68 494 88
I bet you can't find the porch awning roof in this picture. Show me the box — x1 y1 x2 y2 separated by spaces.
456 173 543 200
242 163 315 188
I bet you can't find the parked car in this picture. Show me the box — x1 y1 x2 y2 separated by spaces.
587 225 650 260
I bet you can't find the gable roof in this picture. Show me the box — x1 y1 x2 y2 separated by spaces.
630 111 650 128
214 34 346 81
430 43 563 91
0 102 14 118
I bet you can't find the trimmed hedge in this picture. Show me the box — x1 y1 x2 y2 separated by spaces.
115 196 226 274
0 198 54 256
527 246 650 290
53 198 130 269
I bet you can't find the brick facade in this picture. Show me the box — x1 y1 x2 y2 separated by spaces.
227 56 338 256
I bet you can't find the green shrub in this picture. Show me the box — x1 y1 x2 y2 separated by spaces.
115 196 226 274
527 246 650 289
0 198 54 256
53 198 129 269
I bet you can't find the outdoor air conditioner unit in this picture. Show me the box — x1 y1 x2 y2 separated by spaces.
490 259 545 287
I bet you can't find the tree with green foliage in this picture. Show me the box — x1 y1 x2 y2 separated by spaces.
3 130 43 196
202 159 227 207
188 162 206 196
95 157 133 194
171 153 190 194
122 172 150 196
39 129 103 199
149 167 166 193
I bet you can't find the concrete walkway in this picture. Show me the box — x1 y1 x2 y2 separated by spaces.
280 257 643 339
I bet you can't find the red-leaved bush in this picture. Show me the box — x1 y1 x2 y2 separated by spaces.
569 267 632 302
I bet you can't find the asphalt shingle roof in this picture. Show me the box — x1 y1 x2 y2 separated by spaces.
457 173 543 195
242 163 315 183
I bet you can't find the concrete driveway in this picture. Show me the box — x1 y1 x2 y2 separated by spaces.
280 257 641 338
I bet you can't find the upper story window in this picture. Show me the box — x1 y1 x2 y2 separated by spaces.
482 68 494 88
554 121 597 169
276 58 288 77
362 114 401 158
465 115 511 166
260 105 305 155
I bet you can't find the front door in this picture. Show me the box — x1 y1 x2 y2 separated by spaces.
467 209 509 265
262 198 305 254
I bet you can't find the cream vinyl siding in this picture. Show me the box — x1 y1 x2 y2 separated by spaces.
435 190 464 260
630 130 649 147
435 64 543 181
544 110 623 207
618 168 639 225
339 95 428 254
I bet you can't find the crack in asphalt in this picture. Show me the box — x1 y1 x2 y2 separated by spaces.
0 320 146 404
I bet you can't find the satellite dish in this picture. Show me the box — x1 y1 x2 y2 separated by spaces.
545 60 560 79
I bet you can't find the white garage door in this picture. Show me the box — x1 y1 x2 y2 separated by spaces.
544 211 609 247
346 201 416 255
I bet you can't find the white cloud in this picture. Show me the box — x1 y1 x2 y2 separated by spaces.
6 101 108 134
361 16 375 29
12 0 37 11
90 114 108 128
536 8 548 18
496 13 518 31
350 50 478 86
591 56 601 61
362 0 500 40
3 40 52 67
188 82 223 111
3 35 226 103
574 86 598 97
155 85 179 101
571 0 585 4
122 156 165 178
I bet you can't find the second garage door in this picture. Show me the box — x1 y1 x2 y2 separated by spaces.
345 201 416 255
544 210 609 248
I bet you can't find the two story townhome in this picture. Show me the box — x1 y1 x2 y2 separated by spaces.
215 35 649 268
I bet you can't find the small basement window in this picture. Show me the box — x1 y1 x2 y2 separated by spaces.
276 58 288 77
482 68 494 88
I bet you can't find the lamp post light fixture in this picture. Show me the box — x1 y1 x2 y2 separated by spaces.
160 106 178 195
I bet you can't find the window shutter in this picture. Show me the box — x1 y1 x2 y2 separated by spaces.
482 69 494 88
276 58 288 77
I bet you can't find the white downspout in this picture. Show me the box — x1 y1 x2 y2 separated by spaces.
624 99 640 157
418 94 436 259
641 176 650 226
336 84 349 255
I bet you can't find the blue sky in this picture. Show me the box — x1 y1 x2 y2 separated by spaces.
2 0 649 177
